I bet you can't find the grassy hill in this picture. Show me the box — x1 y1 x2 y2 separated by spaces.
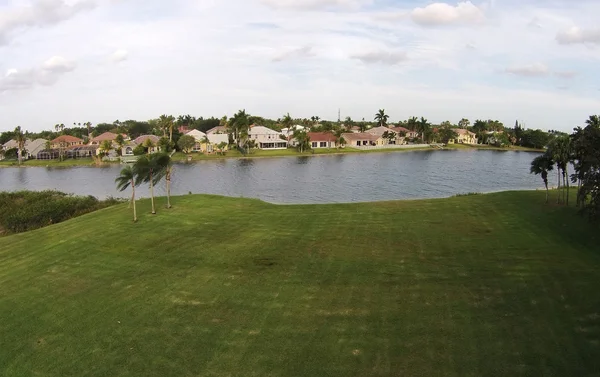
0 191 598 376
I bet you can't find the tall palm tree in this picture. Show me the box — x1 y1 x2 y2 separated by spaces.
374 109 389 127
281 113 293 134
417 117 431 142
155 153 173 209
134 153 169 214
14 126 26 166
159 114 175 142
530 154 555 204
115 165 138 222
230 110 250 148
115 134 125 156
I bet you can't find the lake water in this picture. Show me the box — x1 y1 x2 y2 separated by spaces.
0 150 543 204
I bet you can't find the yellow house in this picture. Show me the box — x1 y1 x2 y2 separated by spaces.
452 129 478 144
200 134 229 153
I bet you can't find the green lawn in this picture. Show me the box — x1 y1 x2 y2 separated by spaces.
0 157 97 167
0 191 598 376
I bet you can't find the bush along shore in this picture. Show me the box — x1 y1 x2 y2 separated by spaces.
0 190 121 235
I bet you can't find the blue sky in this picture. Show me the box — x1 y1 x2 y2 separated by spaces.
0 0 599 132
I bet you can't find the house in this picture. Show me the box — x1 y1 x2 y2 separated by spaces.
89 132 128 146
342 132 383 147
1 138 47 160
206 125 228 135
307 132 337 148
200 134 229 153
391 126 419 139
178 125 191 134
349 126 361 133
121 142 137 156
249 125 288 149
50 135 84 149
366 126 397 144
134 135 161 153
281 125 305 137
185 129 207 152
454 129 478 144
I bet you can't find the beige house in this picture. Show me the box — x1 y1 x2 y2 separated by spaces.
452 129 478 144
342 132 384 147
50 135 84 149
186 129 208 152
200 134 229 153
391 126 418 139
249 125 287 149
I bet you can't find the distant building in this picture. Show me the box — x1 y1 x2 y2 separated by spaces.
249 126 287 149
206 126 228 135
307 132 337 149
50 135 84 149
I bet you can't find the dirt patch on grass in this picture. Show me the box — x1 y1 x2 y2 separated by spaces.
254 258 277 267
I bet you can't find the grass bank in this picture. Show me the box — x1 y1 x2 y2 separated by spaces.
0 191 598 376
445 143 544 152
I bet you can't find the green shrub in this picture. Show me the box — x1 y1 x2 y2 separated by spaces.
0 191 121 235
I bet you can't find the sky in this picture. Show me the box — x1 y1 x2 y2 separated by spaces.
0 0 599 132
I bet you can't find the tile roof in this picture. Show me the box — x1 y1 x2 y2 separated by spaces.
134 135 160 145
307 132 337 142
90 132 122 142
51 135 84 143
342 132 380 141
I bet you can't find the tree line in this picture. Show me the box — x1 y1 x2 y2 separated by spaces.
530 115 600 221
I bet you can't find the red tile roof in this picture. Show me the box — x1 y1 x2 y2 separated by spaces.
307 132 336 142
90 132 122 142
51 135 83 143
391 126 411 134
342 132 380 141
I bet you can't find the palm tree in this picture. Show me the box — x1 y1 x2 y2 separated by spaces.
100 140 113 158
134 153 169 214
530 154 555 204
230 109 250 147
159 114 175 142
548 136 572 205
458 118 470 129
417 117 431 142
156 153 173 209
374 109 389 127
115 165 138 222
281 113 293 136
143 138 155 154
115 134 125 156
202 135 210 153
14 126 26 166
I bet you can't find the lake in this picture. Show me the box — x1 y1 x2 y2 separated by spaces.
0 150 543 204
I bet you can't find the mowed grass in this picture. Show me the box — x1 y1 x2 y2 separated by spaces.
0 191 598 377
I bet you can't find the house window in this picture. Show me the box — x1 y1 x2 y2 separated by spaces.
356 141 360 146
312 142 317 148
320 142 327 148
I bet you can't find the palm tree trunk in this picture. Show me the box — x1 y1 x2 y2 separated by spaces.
565 167 570 206
150 171 156 214
169 127 173 143
166 169 172 209
17 148 22 166
557 169 561 204
132 180 137 222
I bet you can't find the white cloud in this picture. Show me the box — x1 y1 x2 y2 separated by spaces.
554 71 577 79
272 46 314 62
411 1 485 26
505 63 549 77
556 27 600 45
110 49 129 63
260 0 369 11
0 56 75 92
0 0 96 45
351 50 408 65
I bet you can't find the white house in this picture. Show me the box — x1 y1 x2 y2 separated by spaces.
186 129 207 152
249 125 288 149
454 129 478 144
2 138 48 160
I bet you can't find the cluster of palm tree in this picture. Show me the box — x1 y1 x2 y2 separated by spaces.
530 115 600 220
13 126 26 166
115 152 173 222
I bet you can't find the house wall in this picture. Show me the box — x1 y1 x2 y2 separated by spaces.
310 141 335 148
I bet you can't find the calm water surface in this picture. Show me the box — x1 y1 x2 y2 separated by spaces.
0 150 542 204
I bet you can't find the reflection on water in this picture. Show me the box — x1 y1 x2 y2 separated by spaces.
0 150 543 204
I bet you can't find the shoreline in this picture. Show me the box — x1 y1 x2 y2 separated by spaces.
0 144 544 168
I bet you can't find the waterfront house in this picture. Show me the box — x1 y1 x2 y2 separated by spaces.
249 125 288 149
342 132 383 147
453 129 478 144
2 138 48 160
206 125 228 135
89 132 128 146
186 129 207 152
366 126 398 144
391 126 418 139
50 135 84 149
307 132 337 148
201 134 229 153
121 141 137 156
134 135 161 153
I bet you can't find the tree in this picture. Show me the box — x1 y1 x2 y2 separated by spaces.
417 117 431 142
438 128 458 144
281 113 293 131
530 154 554 204
99 140 113 158
134 153 169 214
216 142 228 155
458 118 470 129
178 135 196 153
14 126 26 166
115 134 125 156
115 165 138 222
293 129 310 153
143 138 155 154
159 114 176 142
571 115 600 220
374 109 389 127
229 109 250 147
547 136 572 205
